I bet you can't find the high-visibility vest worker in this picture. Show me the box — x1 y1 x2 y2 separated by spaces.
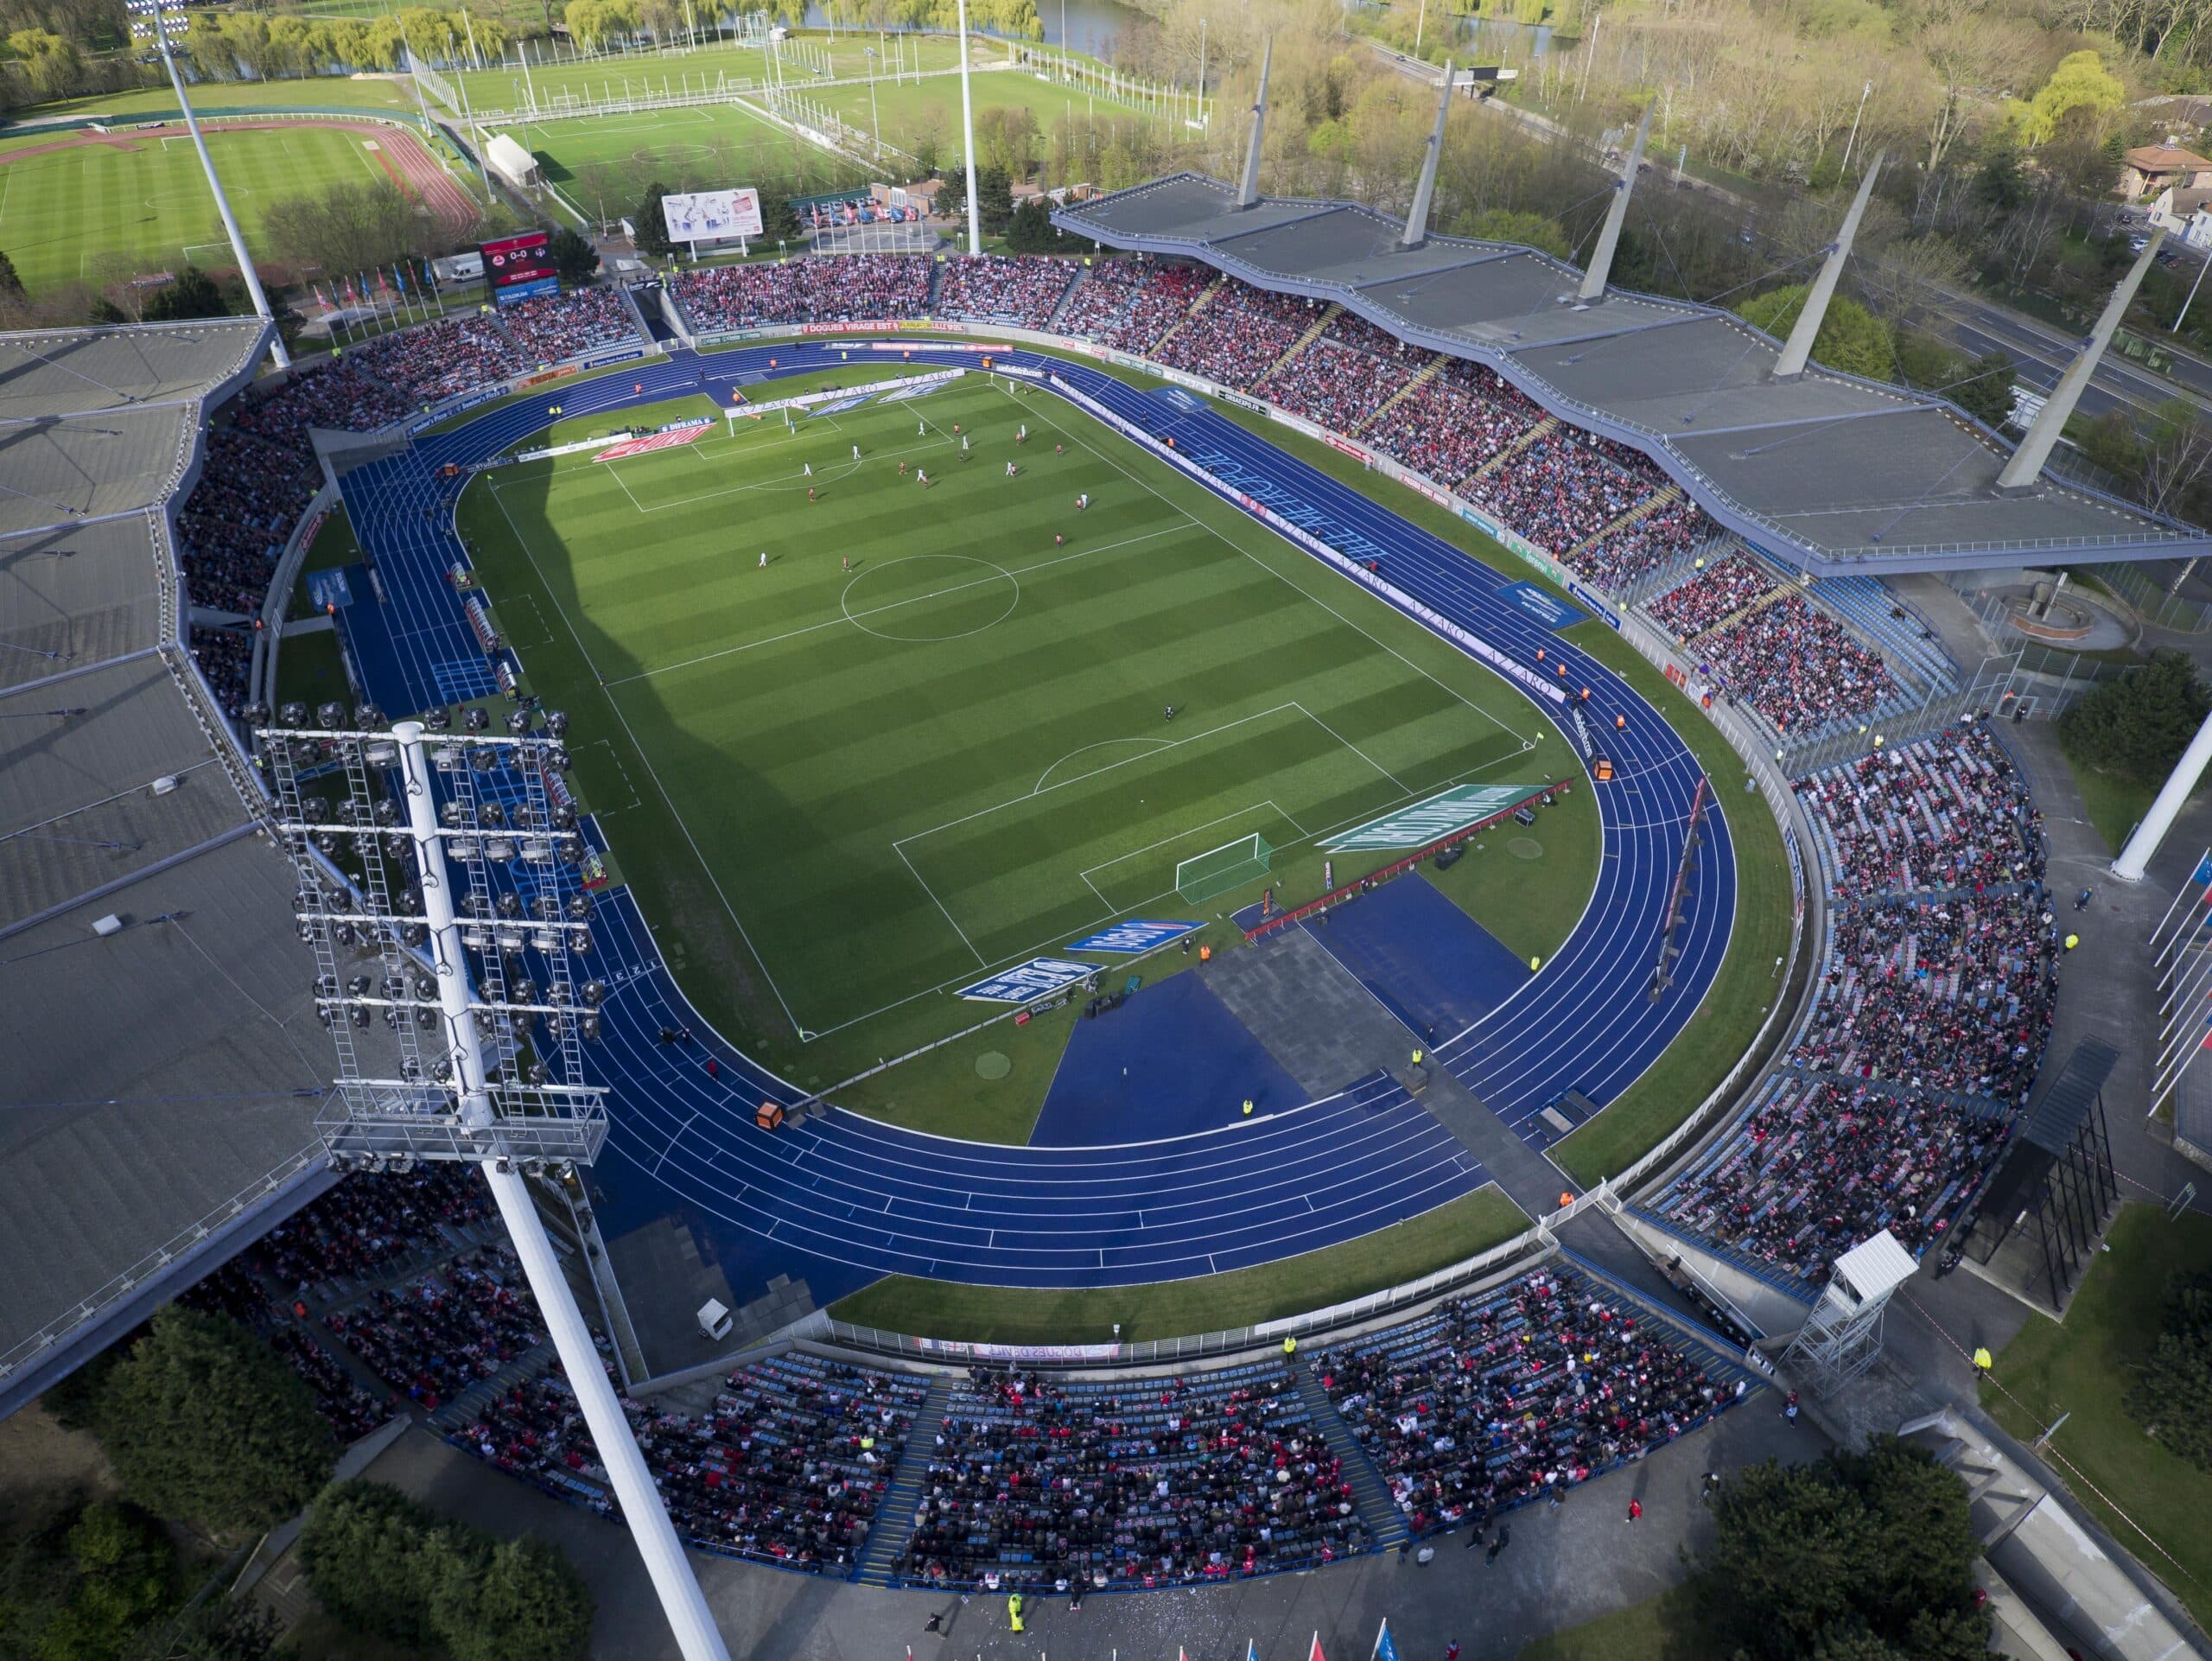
1282 1335 1298 1357
1972 1346 1993 1373
2064 933 2080 951
1411 1048 1425 1066
1242 1099 1255 1117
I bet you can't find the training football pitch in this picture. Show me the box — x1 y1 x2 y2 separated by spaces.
462 371 1565 1052
0 123 432 295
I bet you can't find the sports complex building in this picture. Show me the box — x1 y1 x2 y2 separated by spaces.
3 85 2208 1658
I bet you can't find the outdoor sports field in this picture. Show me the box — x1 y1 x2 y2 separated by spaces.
461 371 1569 1054
0 118 473 294
517 102 863 207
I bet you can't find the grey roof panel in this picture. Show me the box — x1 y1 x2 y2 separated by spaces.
0 835 323 1362
0 320 265 418
1077 174 1322 241
0 515 163 686
1212 202 1496 286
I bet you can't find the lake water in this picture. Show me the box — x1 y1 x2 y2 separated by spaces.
795 0 1152 58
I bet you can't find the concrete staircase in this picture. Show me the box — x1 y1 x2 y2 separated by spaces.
1151 275 1225 353
1568 483 1681 561
429 1340 562 1431
1261 304 1343 383
1471 414 1558 482
1294 1365 1409 1550
849 1371 955 1588
1352 353 1446 435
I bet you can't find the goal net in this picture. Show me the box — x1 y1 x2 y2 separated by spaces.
1175 832 1274 905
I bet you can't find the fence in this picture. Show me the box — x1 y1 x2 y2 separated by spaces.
2086 558 2212 633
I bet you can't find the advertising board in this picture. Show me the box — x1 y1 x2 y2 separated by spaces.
481 230 557 305
661 187 764 246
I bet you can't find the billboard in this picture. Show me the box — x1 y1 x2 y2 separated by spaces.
481 230 557 305
661 187 763 245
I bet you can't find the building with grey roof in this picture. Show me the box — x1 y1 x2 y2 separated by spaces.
0 319 334 1419
1055 167 2212 573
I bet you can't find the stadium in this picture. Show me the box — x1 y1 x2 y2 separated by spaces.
4 35 2212 1661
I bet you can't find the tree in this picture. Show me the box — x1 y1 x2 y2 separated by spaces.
0 247 25 302
300 1482 592 1661
1694 1439 1988 1661
264 179 437 285
547 224 598 283
1459 207 1569 258
91 1307 336 1536
0 1503 178 1661
2057 649 2212 786
1003 195 1086 252
2006 48 2126 148
756 186 801 245
1954 348 2017 428
143 265 226 322
632 180 673 258
2128 1270 2212 1470
1736 283 1897 381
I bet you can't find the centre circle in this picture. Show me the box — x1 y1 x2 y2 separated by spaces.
840 554 1020 643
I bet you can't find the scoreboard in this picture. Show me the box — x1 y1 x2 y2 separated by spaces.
481 230 558 305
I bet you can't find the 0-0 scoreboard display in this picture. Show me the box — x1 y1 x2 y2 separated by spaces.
481 230 558 305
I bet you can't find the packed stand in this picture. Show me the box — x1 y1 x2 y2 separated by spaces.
1702 595 1893 736
1648 554 1777 640
1467 426 1659 553
1315 1266 1743 1532
1791 893 2056 1104
246 1164 493 1298
934 254 1078 328
1258 336 1421 434
500 286 639 365
1799 724 2044 901
454 1351 927 1574
1099 262 1213 355
1573 498 1705 592
1054 259 1148 338
1363 358 1541 492
1646 1077 2013 1283
353 314 529 404
232 357 413 443
323 1244 542 1411
174 425 317 613
188 626 254 717
1152 277 1321 391
903 1361 1366 1591
675 253 931 334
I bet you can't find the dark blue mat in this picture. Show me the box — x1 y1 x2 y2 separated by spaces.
328 563 410 712
1030 971 1305 1147
1300 872 1531 1042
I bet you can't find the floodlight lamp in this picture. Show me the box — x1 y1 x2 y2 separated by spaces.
426 706 453 732
349 1006 371 1029
580 1013 601 1042
482 800 507 828
544 710 568 737
471 748 498 773
279 702 308 726
464 708 489 733
372 799 399 827
582 980 607 1008
354 703 383 732
416 1008 438 1030
365 739 399 768
403 922 428 948
525 1060 549 1085
549 745 571 772
316 702 346 729
346 975 372 996
496 892 521 920
512 977 539 1006
566 893 593 921
505 709 531 735
568 928 592 956
535 894 562 923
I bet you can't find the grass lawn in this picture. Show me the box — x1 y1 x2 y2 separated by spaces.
1191 391 1797 1187
2059 731 2159 855
516 101 861 207
0 121 409 295
814 63 1173 151
462 369 1587 1126
1516 1584 1703 1661
1981 1202 2212 1633
829 1186 1531 1344
272 623 353 713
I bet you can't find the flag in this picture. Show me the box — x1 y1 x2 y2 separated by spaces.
394 264 408 293
2196 850 2212 899
312 283 330 309
342 276 359 304
376 269 391 296
1372 1621 1401 1661
1310 1635 1327 1661
1247 1644 1261 1661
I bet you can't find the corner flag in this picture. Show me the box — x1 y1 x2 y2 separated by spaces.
1311 1633 1328 1661
1372 1620 1402 1661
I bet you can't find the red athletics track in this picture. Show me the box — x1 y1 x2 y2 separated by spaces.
0 116 478 233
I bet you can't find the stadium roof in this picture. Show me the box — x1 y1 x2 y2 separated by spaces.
0 317 333 1420
1053 174 2212 574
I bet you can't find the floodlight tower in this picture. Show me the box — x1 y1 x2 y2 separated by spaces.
128 0 288 366
255 701 731 1661
955 0 982 257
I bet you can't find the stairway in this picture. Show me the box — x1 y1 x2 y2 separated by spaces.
1151 275 1224 353
1686 580 1789 650
1568 483 1681 561
1352 353 1446 435
849 1371 955 1588
1261 304 1342 383
1471 414 1558 482
430 1340 562 1432
1294 1365 1409 1551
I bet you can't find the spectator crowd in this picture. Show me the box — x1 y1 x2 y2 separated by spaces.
501 287 639 365
353 314 529 404
934 254 1080 329
901 1362 1366 1591
1798 724 2044 901
1316 1266 1744 1532
1700 595 1895 737
1648 555 1777 640
674 253 931 334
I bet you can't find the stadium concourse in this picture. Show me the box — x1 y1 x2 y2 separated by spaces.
0 248 2095 1649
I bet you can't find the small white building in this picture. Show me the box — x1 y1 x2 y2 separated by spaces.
2149 184 2212 252
486 131 541 194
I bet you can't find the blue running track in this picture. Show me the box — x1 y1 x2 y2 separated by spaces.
326 340 1734 1292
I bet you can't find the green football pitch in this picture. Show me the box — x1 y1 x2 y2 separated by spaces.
514 102 862 201
461 372 1565 1053
0 123 416 295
